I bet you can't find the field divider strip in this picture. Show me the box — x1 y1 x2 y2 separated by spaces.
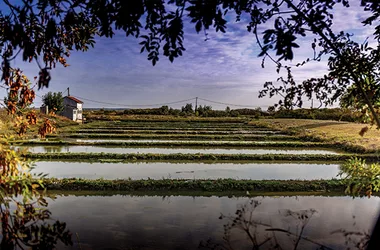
65 130 282 135
21 152 377 162
41 178 346 192
45 134 299 141
11 140 335 148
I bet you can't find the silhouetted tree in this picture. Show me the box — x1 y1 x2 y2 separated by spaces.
181 103 194 114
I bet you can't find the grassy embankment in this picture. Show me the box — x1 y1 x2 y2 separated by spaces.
43 178 345 193
12 140 336 149
252 119 380 153
63 129 279 135
19 118 380 153
21 152 377 162
6 115 380 194
46 133 297 141
0 109 78 140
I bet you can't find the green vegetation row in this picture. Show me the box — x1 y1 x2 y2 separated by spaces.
15 139 372 153
85 117 249 123
83 122 258 128
67 129 280 135
48 133 295 141
13 140 334 149
77 126 273 131
22 152 378 162
86 107 361 123
43 178 346 192
118 106 266 117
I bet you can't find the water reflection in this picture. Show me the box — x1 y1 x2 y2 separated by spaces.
32 161 341 180
76 139 297 143
19 145 340 155
49 195 379 249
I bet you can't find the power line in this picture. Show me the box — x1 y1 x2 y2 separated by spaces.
71 95 196 107
198 97 259 108
33 93 260 109
0 88 263 109
60 88 68 95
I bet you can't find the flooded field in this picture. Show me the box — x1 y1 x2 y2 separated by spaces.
11 118 378 249
73 139 300 144
50 194 380 249
18 145 341 154
32 161 342 180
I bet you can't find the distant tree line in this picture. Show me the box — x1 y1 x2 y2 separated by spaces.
271 107 361 122
87 103 364 122
121 103 267 118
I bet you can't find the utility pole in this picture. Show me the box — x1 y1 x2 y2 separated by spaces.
195 97 198 113
67 87 70 96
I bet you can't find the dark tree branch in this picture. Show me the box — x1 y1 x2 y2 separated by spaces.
283 0 380 128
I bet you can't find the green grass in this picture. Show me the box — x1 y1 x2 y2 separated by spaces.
12 140 336 149
66 129 279 135
43 178 346 192
47 133 296 141
76 126 274 131
80 120 256 128
83 115 250 123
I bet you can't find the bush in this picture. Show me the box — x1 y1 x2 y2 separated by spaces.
272 108 361 122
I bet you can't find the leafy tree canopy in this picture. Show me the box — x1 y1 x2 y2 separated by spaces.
1 0 380 128
42 91 64 113
181 103 194 113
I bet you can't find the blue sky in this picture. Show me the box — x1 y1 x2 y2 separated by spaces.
0 1 375 110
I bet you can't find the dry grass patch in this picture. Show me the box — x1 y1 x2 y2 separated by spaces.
0 108 78 139
252 118 380 152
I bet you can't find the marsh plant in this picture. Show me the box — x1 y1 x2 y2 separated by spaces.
200 200 370 250
0 70 72 248
0 143 72 249
338 157 380 198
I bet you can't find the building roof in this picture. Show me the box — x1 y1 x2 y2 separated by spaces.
64 96 83 104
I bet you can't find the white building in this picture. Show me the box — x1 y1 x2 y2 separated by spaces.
61 96 83 123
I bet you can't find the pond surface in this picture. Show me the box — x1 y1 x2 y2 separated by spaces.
48 194 379 249
18 145 340 155
32 162 342 180
66 134 292 141
73 139 302 144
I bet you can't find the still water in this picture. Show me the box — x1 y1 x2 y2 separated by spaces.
18 145 340 155
78 126 274 131
74 139 299 144
49 194 379 249
32 161 341 180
